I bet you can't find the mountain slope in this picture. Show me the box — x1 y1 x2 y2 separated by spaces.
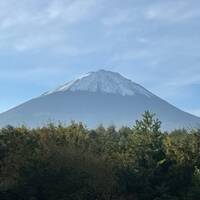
0 70 199 130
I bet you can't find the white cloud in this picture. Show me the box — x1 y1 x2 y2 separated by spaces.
168 75 200 87
111 49 154 62
0 0 101 52
0 0 98 28
102 10 133 27
145 1 200 22
45 0 98 24
0 66 63 81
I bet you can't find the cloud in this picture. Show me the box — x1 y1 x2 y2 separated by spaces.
102 10 133 27
145 0 200 22
0 66 63 81
111 48 154 62
167 72 200 87
0 0 101 52
46 0 97 24
0 0 98 28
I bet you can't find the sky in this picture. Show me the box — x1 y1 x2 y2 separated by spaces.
0 0 200 117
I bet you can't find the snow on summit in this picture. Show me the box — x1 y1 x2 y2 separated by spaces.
44 70 153 97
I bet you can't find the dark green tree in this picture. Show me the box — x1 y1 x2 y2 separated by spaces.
134 111 161 135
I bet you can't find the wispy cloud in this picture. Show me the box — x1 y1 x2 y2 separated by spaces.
47 0 97 23
0 0 102 53
102 9 133 27
145 1 200 22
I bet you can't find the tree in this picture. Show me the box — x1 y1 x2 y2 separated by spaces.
133 111 161 135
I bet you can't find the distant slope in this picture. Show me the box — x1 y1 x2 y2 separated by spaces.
0 70 199 130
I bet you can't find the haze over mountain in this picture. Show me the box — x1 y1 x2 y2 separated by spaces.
0 70 199 130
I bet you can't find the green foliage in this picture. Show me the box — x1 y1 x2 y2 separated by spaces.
134 111 162 135
0 113 200 200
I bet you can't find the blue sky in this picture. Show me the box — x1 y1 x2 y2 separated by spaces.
0 0 200 117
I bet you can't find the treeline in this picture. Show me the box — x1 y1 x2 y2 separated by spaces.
0 111 200 200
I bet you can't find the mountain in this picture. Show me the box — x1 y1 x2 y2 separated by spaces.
0 69 199 130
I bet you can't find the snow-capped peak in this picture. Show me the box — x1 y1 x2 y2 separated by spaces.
44 70 153 97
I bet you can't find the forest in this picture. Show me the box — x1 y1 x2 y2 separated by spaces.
0 111 200 200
